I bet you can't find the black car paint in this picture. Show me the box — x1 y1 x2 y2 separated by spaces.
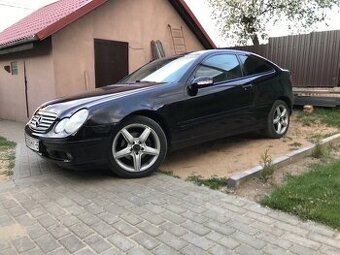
25 50 293 168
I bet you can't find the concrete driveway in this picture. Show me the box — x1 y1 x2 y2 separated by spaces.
0 120 339 255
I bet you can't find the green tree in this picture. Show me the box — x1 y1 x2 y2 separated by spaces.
207 0 340 46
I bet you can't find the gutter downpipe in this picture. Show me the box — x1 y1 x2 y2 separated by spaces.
23 60 29 118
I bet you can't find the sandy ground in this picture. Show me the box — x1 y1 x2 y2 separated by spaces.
161 114 339 179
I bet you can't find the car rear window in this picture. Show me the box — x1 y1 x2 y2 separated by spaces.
239 55 274 76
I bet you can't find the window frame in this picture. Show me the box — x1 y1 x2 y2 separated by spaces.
238 54 276 78
10 61 18 75
189 53 245 86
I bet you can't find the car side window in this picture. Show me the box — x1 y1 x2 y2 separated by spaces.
193 54 242 83
239 54 274 76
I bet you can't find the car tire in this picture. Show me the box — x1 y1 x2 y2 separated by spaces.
108 116 167 178
265 100 290 139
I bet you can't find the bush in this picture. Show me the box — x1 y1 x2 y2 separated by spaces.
259 149 275 182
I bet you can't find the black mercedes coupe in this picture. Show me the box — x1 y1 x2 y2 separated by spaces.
25 50 293 177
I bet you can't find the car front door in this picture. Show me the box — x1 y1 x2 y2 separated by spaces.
169 53 256 147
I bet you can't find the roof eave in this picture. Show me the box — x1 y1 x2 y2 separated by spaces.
0 36 38 50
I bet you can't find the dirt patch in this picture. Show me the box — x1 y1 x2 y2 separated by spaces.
161 113 339 179
233 157 319 201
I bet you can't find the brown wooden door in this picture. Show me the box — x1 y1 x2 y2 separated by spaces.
94 39 129 88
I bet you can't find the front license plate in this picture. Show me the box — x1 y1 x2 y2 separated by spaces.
25 134 40 152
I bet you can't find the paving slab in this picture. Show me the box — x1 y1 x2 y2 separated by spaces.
0 119 340 254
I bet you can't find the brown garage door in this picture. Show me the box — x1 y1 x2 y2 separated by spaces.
94 39 129 88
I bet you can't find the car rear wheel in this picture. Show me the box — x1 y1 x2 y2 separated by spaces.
265 100 290 139
109 116 167 178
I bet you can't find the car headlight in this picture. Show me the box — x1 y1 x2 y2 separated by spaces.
54 109 89 134
54 118 69 134
65 109 89 134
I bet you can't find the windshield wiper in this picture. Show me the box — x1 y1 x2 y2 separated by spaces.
135 80 155 83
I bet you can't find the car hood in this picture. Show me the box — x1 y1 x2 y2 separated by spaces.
40 82 161 116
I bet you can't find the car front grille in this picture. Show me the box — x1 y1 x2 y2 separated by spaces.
29 110 58 133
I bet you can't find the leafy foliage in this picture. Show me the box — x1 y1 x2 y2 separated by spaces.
207 0 340 45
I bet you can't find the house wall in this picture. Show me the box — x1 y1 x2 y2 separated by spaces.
25 55 56 113
0 60 27 121
52 0 205 97
0 54 55 122
0 0 207 121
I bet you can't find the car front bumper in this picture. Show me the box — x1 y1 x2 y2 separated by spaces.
24 125 113 169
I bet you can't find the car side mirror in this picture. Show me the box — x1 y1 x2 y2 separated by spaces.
187 77 214 96
193 77 214 88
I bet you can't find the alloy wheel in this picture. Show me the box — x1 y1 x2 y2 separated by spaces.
273 105 289 135
112 124 161 172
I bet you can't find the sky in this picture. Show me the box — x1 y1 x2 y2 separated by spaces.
0 0 340 47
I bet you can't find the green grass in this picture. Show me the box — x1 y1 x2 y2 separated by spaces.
312 143 330 159
261 160 340 229
297 108 340 128
186 175 229 190
0 136 16 175
160 170 180 178
0 136 16 149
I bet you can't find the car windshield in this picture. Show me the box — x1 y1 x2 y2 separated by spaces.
121 54 197 83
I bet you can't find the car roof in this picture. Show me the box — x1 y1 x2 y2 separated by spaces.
187 49 254 56
157 49 252 62
155 49 281 70
182 49 282 71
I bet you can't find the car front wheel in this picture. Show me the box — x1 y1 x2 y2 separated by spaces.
265 100 290 139
109 116 167 178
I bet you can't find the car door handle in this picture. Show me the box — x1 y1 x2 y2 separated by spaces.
242 84 253 91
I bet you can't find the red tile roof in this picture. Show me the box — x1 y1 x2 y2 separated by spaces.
0 0 216 49
0 0 108 48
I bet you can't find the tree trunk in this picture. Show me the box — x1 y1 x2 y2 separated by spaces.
252 34 260 46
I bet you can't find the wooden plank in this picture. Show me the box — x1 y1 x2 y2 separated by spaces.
294 96 339 107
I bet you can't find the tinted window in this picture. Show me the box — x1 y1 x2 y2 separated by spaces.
121 54 198 83
193 54 242 83
121 58 174 83
239 55 274 76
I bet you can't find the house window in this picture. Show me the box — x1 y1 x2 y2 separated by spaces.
10 62 18 75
